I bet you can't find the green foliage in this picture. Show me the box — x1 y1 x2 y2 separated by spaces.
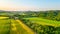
22 19 60 34
37 10 60 21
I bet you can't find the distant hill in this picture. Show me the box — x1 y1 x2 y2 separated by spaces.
0 10 60 21
20 10 60 21
36 10 60 21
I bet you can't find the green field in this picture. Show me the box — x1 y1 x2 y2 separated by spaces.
22 17 60 34
23 17 60 27
10 19 33 34
0 18 10 34
0 11 60 34
0 16 34 34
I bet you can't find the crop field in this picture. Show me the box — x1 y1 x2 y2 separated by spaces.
0 16 35 34
0 17 9 19
10 19 34 34
22 17 60 34
23 17 60 27
0 11 60 34
0 17 10 34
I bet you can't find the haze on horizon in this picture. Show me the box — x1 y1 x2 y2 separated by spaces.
0 0 60 11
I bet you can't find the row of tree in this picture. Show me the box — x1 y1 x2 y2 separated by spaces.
21 19 60 34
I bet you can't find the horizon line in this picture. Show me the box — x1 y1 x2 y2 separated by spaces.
0 9 60 11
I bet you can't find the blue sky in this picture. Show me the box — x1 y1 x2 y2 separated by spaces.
0 0 60 11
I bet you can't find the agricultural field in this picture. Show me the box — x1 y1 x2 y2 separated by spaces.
0 11 60 34
23 17 60 26
10 19 35 34
0 16 35 34
22 17 60 34
0 17 10 34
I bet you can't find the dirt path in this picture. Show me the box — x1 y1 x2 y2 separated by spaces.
16 20 35 34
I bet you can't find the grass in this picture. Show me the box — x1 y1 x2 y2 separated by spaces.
16 20 35 34
0 18 10 34
0 16 34 34
23 17 60 27
10 19 33 34
0 17 9 19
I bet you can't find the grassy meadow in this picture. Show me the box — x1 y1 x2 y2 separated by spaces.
23 17 60 26
22 17 60 34
0 17 10 34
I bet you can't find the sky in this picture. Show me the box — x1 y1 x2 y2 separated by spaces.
0 0 60 11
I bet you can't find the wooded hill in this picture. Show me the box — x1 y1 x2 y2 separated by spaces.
37 10 60 21
0 10 60 21
20 10 60 21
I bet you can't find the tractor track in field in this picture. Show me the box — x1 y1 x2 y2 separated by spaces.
16 20 35 34
10 19 35 34
11 20 20 34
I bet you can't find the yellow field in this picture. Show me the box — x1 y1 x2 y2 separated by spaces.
16 20 35 34
0 16 35 34
10 19 35 34
0 17 9 19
